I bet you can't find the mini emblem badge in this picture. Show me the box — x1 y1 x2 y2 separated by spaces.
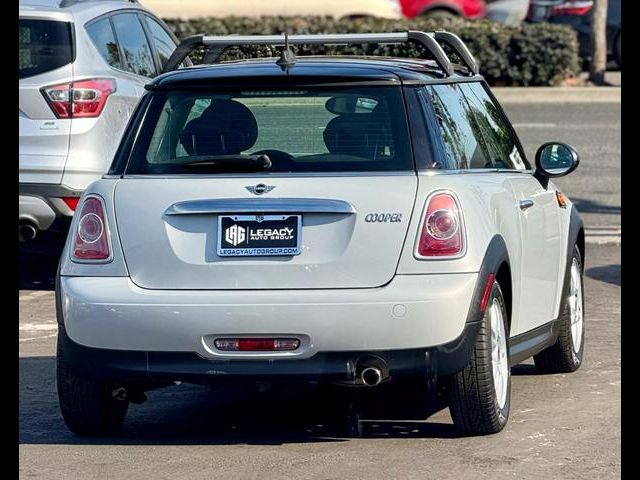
246 184 275 195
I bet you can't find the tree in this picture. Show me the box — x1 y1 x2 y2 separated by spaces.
589 0 608 85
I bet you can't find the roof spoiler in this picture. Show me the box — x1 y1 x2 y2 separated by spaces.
161 30 479 77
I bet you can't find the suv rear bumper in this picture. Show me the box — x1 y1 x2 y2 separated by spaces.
19 183 82 232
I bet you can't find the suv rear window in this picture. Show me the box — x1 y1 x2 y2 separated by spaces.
19 19 73 79
125 87 414 175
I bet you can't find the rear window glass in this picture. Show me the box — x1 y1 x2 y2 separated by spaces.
126 87 414 174
19 19 73 79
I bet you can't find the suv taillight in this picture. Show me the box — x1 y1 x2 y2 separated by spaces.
72 195 111 261
41 78 116 119
551 1 593 16
415 191 465 258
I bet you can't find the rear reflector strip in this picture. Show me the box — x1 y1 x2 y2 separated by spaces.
479 273 496 312
214 338 300 351
61 197 80 211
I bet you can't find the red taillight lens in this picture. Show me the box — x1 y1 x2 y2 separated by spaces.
61 196 80 211
72 196 110 261
551 1 593 16
41 78 116 119
214 338 300 352
416 192 464 257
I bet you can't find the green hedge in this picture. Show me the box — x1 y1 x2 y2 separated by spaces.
163 16 580 86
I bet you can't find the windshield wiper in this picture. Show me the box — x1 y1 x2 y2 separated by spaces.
180 154 272 172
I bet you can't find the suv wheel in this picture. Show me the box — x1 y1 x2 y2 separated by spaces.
57 334 128 435
534 246 584 373
449 281 510 434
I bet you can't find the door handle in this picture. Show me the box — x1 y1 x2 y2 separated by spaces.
519 199 534 211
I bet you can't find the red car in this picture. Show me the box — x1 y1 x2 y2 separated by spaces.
400 0 486 19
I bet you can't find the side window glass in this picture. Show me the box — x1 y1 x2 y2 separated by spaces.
86 18 121 68
143 16 177 71
460 82 527 170
111 13 156 77
427 84 489 169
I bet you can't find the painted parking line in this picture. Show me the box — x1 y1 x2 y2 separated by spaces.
585 226 621 245
19 323 58 332
19 291 54 302
19 333 57 343
512 123 557 128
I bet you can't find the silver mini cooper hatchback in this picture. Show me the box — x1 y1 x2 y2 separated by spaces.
56 32 585 436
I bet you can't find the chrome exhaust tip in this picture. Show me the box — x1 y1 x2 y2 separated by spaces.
19 222 37 242
361 366 383 386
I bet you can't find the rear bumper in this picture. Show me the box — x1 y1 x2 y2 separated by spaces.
19 183 82 233
58 273 482 380
58 321 481 383
60 273 478 355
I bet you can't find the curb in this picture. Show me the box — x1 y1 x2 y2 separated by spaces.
493 87 621 104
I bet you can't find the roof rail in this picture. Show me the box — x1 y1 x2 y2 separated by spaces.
58 0 137 8
161 31 479 77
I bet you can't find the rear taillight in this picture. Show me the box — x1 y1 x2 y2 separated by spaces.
41 78 116 119
415 191 465 258
72 195 111 261
551 1 593 16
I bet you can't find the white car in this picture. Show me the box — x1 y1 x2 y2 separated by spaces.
56 31 585 437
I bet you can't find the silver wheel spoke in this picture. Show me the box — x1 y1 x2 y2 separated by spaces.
569 259 584 353
489 298 509 410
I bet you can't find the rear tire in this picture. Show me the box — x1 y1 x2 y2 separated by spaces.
449 281 510 435
534 246 584 373
57 334 128 435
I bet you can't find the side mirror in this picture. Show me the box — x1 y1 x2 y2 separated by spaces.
535 142 579 178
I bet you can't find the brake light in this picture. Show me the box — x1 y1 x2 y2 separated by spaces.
551 1 593 16
416 192 464 258
61 197 80 211
41 78 116 119
72 195 110 261
214 338 300 351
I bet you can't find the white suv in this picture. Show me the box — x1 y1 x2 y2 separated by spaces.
56 32 585 437
19 0 180 248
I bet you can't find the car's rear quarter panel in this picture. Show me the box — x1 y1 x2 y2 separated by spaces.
397 172 525 331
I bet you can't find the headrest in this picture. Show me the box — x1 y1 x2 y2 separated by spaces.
323 109 391 158
179 99 258 156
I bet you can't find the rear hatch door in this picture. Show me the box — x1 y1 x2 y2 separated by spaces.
115 175 417 289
